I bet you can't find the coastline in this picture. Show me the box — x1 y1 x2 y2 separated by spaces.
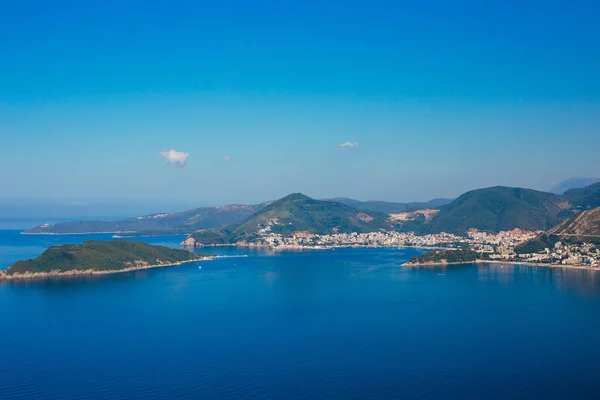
403 259 600 272
0 256 214 281
184 242 440 252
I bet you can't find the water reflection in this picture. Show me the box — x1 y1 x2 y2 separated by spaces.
477 263 600 297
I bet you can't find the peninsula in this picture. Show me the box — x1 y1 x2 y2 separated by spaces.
0 240 212 280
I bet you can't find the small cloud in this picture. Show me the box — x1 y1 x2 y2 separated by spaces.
222 155 231 161
159 149 189 167
69 201 88 206
339 142 359 149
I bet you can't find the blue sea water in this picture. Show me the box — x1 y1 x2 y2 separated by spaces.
2 230 600 399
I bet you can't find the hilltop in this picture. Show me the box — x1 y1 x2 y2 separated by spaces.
2 240 210 278
186 193 395 246
23 204 263 236
424 186 571 235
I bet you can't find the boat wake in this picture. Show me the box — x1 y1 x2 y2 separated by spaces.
216 255 249 259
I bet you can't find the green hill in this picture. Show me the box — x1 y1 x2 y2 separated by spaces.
4 240 207 276
188 193 395 245
425 186 570 235
406 249 482 265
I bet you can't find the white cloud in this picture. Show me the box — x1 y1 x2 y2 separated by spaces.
159 149 189 167
222 155 231 161
339 142 359 149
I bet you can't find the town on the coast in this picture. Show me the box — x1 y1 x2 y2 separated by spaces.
185 225 600 268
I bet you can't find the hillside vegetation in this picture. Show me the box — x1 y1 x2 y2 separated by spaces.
425 186 571 235
407 249 481 265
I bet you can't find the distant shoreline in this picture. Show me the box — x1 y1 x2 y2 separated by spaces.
20 231 139 236
403 259 600 272
0 257 214 281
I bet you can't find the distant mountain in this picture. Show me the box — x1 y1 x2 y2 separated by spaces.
188 193 395 245
425 186 570 235
562 182 600 211
548 206 600 238
550 178 600 195
329 197 452 214
3 240 207 276
23 204 264 235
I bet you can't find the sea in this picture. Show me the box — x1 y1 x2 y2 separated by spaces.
2 228 600 399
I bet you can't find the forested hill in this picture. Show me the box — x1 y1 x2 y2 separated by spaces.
4 240 207 276
424 186 571 235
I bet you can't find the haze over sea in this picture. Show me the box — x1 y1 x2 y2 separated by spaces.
2 230 600 399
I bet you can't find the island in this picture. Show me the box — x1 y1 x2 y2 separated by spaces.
404 249 484 266
0 240 213 280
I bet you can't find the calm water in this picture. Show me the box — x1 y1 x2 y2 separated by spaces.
2 230 600 399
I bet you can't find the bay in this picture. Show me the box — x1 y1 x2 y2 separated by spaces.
1 230 600 399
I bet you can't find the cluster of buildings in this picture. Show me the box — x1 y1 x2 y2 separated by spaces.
240 223 600 268
247 230 466 250
516 242 600 267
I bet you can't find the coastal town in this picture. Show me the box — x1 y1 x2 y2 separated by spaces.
191 226 600 268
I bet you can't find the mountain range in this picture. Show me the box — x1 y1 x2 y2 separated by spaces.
23 196 445 235
23 181 600 239
24 204 264 235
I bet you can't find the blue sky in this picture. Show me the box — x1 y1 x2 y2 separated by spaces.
1 0 599 209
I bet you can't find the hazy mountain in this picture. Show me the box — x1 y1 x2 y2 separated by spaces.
550 178 600 195
23 204 264 235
